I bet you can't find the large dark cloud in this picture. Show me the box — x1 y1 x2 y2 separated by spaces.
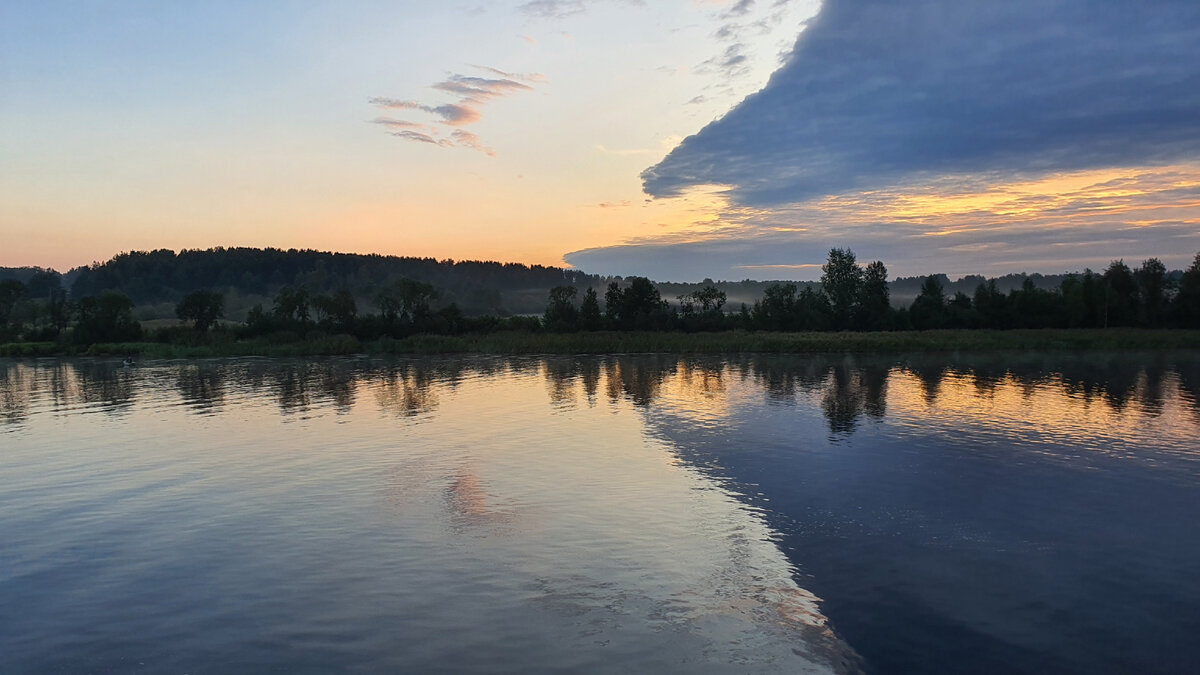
642 0 1200 206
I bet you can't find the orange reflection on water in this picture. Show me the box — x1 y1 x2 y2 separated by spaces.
884 365 1200 463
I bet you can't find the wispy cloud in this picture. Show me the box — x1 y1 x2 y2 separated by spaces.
369 67 542 153
519 0 587 19
722 0 755 19
518 0 645 20
450 129 494 156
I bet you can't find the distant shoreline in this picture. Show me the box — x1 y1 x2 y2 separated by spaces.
3 329 1198 359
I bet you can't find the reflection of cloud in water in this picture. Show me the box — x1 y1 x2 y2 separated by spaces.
444 468 520 535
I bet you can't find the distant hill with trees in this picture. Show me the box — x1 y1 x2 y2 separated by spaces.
0 267 48 284
3 247 1195 324
3 247 1200 353
65 248 600 319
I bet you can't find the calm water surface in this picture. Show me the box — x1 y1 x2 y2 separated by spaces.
2 353 1199 673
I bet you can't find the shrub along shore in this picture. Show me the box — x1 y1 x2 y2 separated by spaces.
3 328 1198 359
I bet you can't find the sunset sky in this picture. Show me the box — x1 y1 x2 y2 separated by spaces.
3 0 1199 281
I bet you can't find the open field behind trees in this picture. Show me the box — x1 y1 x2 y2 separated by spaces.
1 248 1199 356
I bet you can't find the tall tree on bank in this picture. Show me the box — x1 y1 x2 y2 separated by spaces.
858 260 890 330
605 277 669 330
1103 260 1139 328
579 287 602 331
973 279 1008 329
544 285 579 332
176 290 225 332
1135 258 1167 327
1177 253 1200 328
909 276 948 329
74 290 141 344
821 248 863 331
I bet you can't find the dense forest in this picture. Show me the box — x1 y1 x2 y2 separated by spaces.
2 247 1105 321
2 247 1200 350
60 248 597 318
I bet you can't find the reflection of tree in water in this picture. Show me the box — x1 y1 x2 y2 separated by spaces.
1098 359 1141 414
0 362 30 425
175 364 225 413
1136 362 1169 418
1 362 93 425
316 362 356 412
580 358 601 405
743 357 829 405
543 358 581 407
604 356 675 407
1178 360 1200 424
676 359 727 399
904 360 945 407
375 364 439 417
966 358 1008 400
273 364 312 414
506 358 543 379
860 365 889 420
265 361 369 414
75 361 136 415
820 363 890 436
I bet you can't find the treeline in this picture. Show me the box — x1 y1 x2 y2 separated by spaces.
540 250 1200 332
3 249 1200 349
2 248 1114 322
65 247 598 317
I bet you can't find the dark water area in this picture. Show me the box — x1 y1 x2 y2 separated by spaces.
2 353 1199 673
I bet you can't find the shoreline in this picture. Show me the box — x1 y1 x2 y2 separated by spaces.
3 328 1199 358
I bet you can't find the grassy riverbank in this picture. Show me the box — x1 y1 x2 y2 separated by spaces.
3 328 1198 358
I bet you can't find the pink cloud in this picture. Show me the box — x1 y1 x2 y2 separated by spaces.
369 67 542 153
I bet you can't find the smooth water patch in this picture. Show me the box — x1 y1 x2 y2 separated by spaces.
1 357 852 674
3 353 1199 673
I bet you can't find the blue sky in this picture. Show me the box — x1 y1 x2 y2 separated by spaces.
3 1 1199 280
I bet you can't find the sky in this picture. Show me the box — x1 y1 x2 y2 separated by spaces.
2 0 1199 281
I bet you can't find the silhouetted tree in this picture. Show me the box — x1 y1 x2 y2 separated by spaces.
947 291 976 328
579 287 602 330
909 276 947 329
858 260 890 330
176 289 225 331
678 284 728 331
1102 260 1138 327
1061 271 1103 328
605 277 670 330
753 283 798 331
1135 258 1168 327
376 279 437 324
544 285 579 331
973 280 1008 329
0 280 26 339
693 285 727 313
796 287 832 330
273 286 311 324
1010 278 1063 328
1177 253 1200 328
822 248 863 330
25 270 61 300
313 289 357 329
75 290 141 344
